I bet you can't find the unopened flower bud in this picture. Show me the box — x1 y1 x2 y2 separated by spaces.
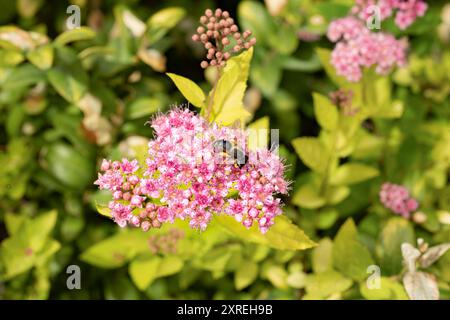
141 221 151 231
200 16 207 24
222 38 230 45
215 8 222 17
205 9 213 17
192 34 200 41
200 61 209 68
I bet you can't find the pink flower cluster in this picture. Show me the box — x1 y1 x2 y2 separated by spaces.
379 182 418 218
327 16 408 82
95 109 288 234
352 0 428 30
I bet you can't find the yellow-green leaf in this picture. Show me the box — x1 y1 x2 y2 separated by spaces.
247 116 269 151
305 270 353 299
215 214 316 251
312 238 334 274
54 27 96 46
292 184 326 209
313 92 338 131
360 277 409 300
292 137 329 174
211 48 253 125
147 7 186 44
95 202 112 218
167 72 205 108
329 162 379 186
129 256 161 291
235 260 258 290
26 44 53 70
333 219 374 281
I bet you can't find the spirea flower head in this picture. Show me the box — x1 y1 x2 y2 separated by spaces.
352 0 428 30
327 16 408 82
95 109 288 234
379 182 419 218
191 8 256 68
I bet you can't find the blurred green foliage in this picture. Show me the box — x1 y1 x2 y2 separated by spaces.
0 0 449 300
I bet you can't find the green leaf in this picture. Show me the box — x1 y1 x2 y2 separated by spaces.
281 55 322 72
292 137 329 174
2 64 44 90
377 218 415 275
247 116 269 151
250 56 282 97
215 214 316 251
313 92 338 131
238 1 274 47
47 66 88 103
287 271 306 289
263 264 288 289
312 238 334 274
147 7 186 44
166 73 205 108
193 244 237 272
305 270 353 299
35 239 61 267
0 210 58 279
211 48 253 125
54 27 96 46
316 209 339 230
0 48 24 67
129 256 161 291
360 277 408 300
126 97 162 119
157 255 184 278
325 185 350 205
235 260 258 290
329 163 379 186
95 202 112 218
333 219 374 281
268 23 298 55
4 213 25 235
26 44 53 70
80 230 149 269
292 184 326 209
45 143 93 190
